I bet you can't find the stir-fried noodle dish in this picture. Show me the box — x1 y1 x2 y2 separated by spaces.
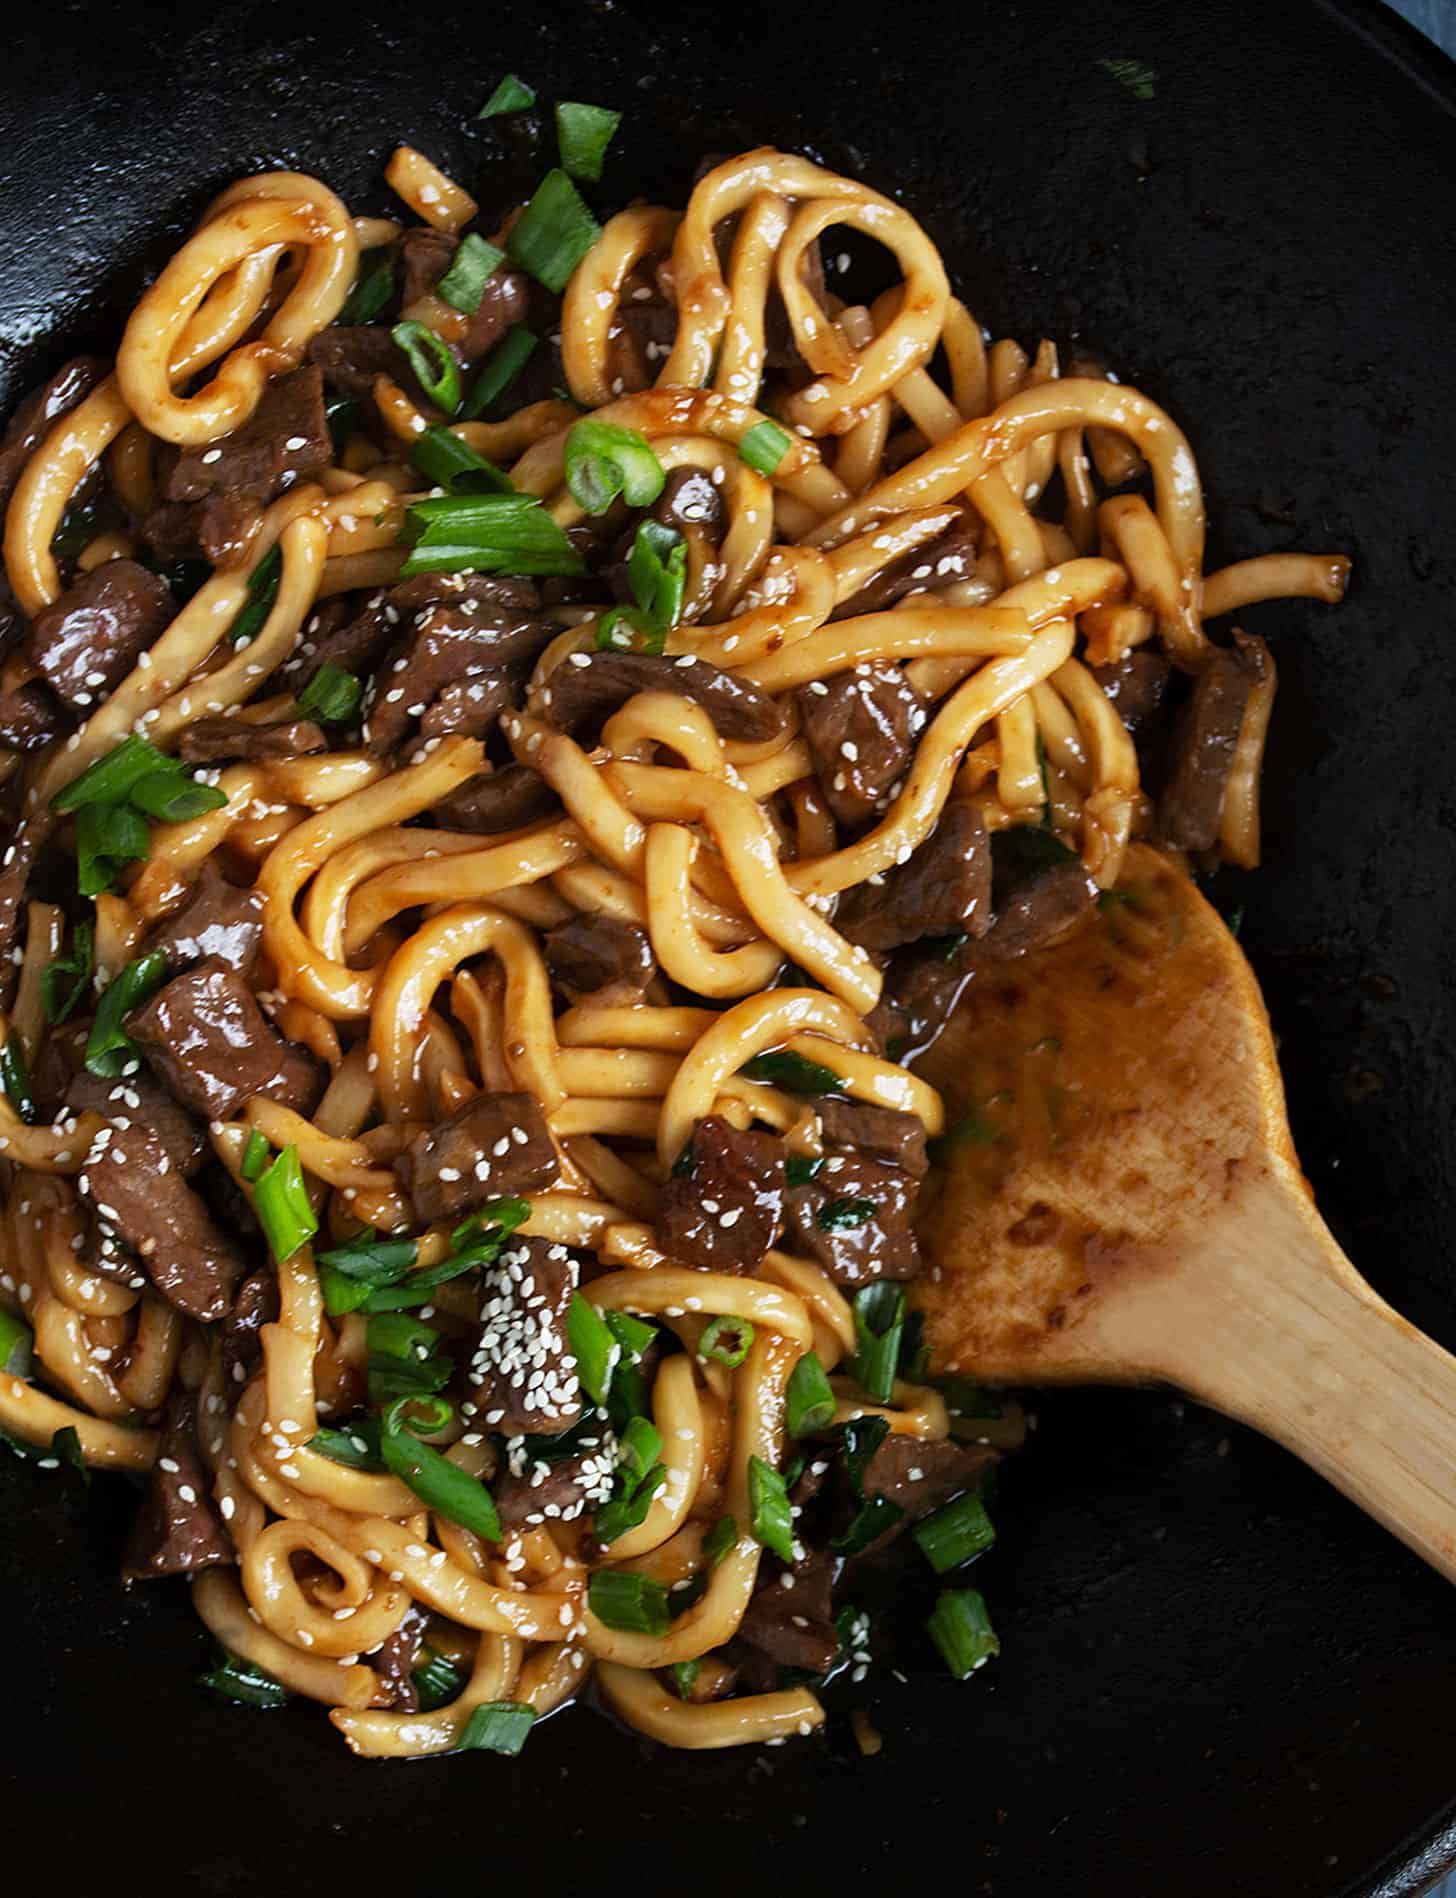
0 97 1347 1758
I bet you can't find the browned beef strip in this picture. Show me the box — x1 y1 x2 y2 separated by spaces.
145 863 266 979
177 715 327 764
981 859 1098 959
434 763 562 834
1158 636 1266 851
0 679 66 752
737 1547 838 1675
371 1605 427 1712
120 1392 234 1581
544 915 654 1004
830 519 979 620
28 561 173 710
469 1236 582 1435
797 663 925 830
0 809 55 993
1088 649 1173 737
817 1098 929 1178
494 1448 603 1530
865 948 970 1063
287 571 542 695
836 800 992 951
308 326 402 402
397 1091 560 1224
65 1071 207 1178
654 465 726 540
606 298 678 394
860 1434 1000 1522
192 493 262 568
125 957 323 1122
363 595 554 756
78 1120 246 1321
545 652 782 745
783 1150 922 1287
221 1267 278 1388
167 366 330 507
400 228 532 361
655 1115 785 1274
0 356 106 506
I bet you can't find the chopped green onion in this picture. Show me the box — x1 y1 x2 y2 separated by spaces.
594 606 663 656
831 1494 904 1557
295 663 363 727
456 1699 535 1756
616 1415 663 1492
555 101 621 182
379 1396 502 1542
316 1226 421 1316
449 1196 531 1255
747 1454 795 1563
588 1569 670 1635
410 423 513 496
337 251 396 325
51 735 176 813
626 518 686 629
738 418 793 476
567 1293 618 1407
325 394 359 450
670 1659 700 1700
84 950 169 1078
240 1128 270 1183
1097 56 1156 100
898 1307 930 1381
228 544 283 647
785 1352 835 1437
938 1373 1003 1421
48 1424 89 1484
308 1417 384 1471
925 1586 1000 1677
413 1646 466 1711
41 920 94 1025
784 1153 824 1188
698 1314 754 1369
606 1356 649 1432
253 1145 318 1264
506 169 602 295
126 772 229 824
198 1648 289 1709
400 493 586 579
437 233 505 314
848 1283 905 1404
703 1514 737 1566
913 1490 996 1574
563 418 665 515
0 1309 33 1378
392 320 462 415
366 1313 453 1404
603 1309 657 1361
461 326 540 420
1224 902 1245 939
841 1413 889 1492
1 1034 36 1125
739 1049 844 1095
594 1463 666 1545
480 73 536 118
816 1196 877 1232
74 802 148 896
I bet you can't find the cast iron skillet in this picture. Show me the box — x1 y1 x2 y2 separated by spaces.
3 2 1454 1891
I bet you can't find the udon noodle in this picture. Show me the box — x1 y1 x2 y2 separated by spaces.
0 117 1347 1758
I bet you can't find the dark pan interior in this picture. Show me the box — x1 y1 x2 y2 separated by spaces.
4 2 1455 1892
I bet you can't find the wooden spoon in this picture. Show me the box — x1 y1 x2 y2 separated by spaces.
914 842 1456 1581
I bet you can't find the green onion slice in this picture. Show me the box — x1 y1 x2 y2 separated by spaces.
198 1648 289 1709
1 1034 36 1126
0 1309 34 1378
785 1351 835 1438
308 1417 384 1471
295 663 363 726
784 1153 824 1188
816 1196 877 1232
74 803 148 897
924 1586 1000 1678
392 320 462 415
626 517 686 629
461 326 540 420
747 1454 795 1563
555 101 622 182
563 418 665 515
738 418 794 476
41 920 93 1026
337 251 396 326
847 1283 906 1404
436 233 505 314
595 1463 666 1545
228 544 283 647
84 950 169 1078
702 1514 737 1566
588 1569 670 1635
413 1647 467 1710
126 772 228 824
567 1293 618 1407
480 73 536 118
456 1699 535 1755
913 1490 996 1574
670 1659 700 1700
253 1145 318 1264
51 734 176 813
365 1313 453 1404
410 423 513 496
739 1048 844 1095
400 493 585 579
698 1314 754 1369
603 1309 657 1361
506 170 602 295
379 1396 503 1543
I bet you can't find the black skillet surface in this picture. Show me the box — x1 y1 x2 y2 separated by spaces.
3 1 1455 1891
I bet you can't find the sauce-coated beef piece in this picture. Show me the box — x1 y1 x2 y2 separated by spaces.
1158 634 1267 851
166 365 331 509
363 597 554 757
125 956 324 1122
145 863 266 979
65 1071 207 1177
737 1547 838 1674
797 664 925 831
120 1392 234 1581
0 809 55 988
831 518 979 619
783 1148 922 1287
544 915 655 1004
493 1449 603 1530
859 1434 1001 1523
816 1098 929 1178
0 356 107 505
78 1119 246 1322
396 1091 560 1224
655 1114 785 1273
468 1237 582 1435
177 714 327 764
0 680 66 752
220 1267 279 1388
371 1605 427 1713
434 763 562 834
308 326 407 403
1088 649 1173 738
545 652 783 745
399 228 533 361
28 561 173 709
836 800 991 952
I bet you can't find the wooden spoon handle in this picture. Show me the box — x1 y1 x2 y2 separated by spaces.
1115 1170 1456 1582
